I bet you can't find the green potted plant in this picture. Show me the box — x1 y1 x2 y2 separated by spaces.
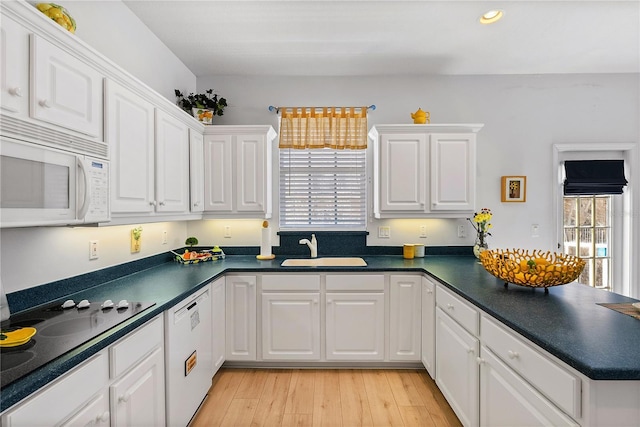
185 236 199 248
174 89 227 124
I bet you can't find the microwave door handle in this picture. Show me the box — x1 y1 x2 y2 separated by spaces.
77 158 91 220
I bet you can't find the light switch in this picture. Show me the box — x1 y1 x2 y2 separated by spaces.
378 226 390 238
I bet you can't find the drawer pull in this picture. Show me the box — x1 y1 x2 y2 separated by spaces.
119 392 131 403
8 87 23 97
446 304 454 310
508 350 520 359
96 411 110 423
39 99 51 108
476 357 485 365
426 289 433 294
467 347 475 354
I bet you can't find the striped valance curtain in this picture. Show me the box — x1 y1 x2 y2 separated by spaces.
278 107 368 150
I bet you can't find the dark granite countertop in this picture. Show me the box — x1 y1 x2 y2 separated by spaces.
2 254 639 411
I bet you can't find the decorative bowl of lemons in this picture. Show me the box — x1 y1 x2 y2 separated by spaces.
479 249 585 292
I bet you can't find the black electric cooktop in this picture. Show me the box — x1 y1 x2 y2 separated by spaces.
0 299 155 389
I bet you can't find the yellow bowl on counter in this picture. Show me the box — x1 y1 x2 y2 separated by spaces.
479 248 585 290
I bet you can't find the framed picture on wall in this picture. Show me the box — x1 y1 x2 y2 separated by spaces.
501 176 527 202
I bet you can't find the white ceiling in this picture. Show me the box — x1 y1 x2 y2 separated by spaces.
123 0 640 77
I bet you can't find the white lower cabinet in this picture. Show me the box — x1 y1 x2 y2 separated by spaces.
262 293 320 360
421 276 436 378
211 277 226 376
226 275 257 361
1 316 164 427
389 275 422 361
435 306 479 427
110 347 165 427
326 292 385 360
478 346 578 427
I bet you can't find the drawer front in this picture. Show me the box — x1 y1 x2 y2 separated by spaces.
436 285 479 335
481 316 581 418
3 352 109 426
326 274 385 291
110 315 163 378
262 274 320 291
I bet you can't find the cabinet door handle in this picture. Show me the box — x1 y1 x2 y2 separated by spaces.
8 87 23 97
159 201 165 206
467 347 475 354
149 201 157 206
313 299 318 304
446 303 454 310
476 357 485 365
96 411 110 423
508 350 520 359
38 99 51 108
119 392 131 403
194 202 200 207
426 289 433 294
327 299 333 304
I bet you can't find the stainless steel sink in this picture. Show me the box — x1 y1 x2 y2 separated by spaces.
281 257 367 267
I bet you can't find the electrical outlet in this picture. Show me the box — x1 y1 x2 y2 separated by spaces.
378 226 390 238
457 225 466 238
531 224 540 237
419 225 427 238
162 230 168 245
89 240 99 260
224 226 232 238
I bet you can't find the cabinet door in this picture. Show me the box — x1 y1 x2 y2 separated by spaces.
379 133 427 212
236 134 267 213
189 129 205 213
389 275 422 361
479 347 578 427
2 353 109 426
326 292 384 361
211 277 226 375
421 277 436 378
0 15 29 115
203 134 233 212
155 109 189 213
110 347 165 427
31 35 103 138
262 293 320 360
430 133 476 211
105 79 155 214
60 390 110 427
226 276 257 360
435 307 479 427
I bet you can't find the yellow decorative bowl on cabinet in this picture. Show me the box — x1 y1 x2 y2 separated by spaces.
479 248 585 292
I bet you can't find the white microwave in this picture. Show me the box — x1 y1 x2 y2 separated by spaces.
0 138 110 227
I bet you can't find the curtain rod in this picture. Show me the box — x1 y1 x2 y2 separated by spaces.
268 105 376 114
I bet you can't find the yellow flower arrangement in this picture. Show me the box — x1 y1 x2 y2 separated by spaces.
468 208 492 247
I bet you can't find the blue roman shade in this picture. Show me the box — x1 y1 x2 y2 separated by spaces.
563 160 628 195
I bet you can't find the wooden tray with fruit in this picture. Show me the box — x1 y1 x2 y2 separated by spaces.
174 246 225 264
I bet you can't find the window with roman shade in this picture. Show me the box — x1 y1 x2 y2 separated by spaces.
563 160 628 195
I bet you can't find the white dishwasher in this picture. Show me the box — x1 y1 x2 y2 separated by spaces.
165 285 213 426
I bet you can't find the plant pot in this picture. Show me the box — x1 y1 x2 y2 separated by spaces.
192 108 214 125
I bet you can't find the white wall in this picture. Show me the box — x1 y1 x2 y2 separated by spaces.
0 222 188 293
60 0 197 99
196 73 639 252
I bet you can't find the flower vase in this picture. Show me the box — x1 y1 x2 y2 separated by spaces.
473 237 488 258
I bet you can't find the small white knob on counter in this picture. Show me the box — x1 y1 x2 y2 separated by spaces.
77 299 91 309
61 300 76 309
101 300 114 309
117 300 129 309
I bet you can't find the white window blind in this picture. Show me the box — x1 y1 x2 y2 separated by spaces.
279 148 366 228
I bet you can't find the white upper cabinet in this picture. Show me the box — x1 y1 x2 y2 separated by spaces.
106 79 155 214
370 124 483 218
378 133 428 212
189 130 205 213
31 34 103 139
203 125 276 218
430 133 476 211
0 15 29 115
155 109 190 213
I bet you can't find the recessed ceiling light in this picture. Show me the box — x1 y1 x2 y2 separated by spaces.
480 9 504 25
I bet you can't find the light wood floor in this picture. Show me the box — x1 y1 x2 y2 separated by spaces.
191 368 462 427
